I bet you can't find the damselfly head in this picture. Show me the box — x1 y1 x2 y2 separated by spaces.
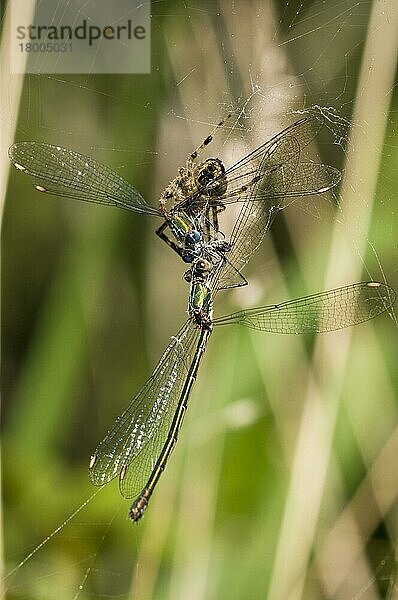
185 229 202 246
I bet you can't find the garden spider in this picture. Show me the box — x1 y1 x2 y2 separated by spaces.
155 114 234 261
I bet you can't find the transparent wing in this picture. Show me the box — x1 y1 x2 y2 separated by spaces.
220 135 300 286
219 163 340 290
223 113 323 190
213 282 396 333
215 116 340 290
221 162 341 204
9 142 162 216
89 320 201 499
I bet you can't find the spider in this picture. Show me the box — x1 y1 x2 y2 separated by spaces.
155 114 236 261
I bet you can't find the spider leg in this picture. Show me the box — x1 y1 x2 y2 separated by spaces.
188 114 232 165
211 200 228 231
155 221 185 259
203 209 212 242
211 204 220 233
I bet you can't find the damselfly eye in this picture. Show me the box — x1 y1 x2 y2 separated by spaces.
185 229 201 245
182 252 194 263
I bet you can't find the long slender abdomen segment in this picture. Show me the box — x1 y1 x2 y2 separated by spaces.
128 327 211 522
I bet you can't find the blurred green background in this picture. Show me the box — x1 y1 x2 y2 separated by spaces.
2 1 398 598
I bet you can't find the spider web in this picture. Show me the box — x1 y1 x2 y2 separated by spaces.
2 0 397 598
